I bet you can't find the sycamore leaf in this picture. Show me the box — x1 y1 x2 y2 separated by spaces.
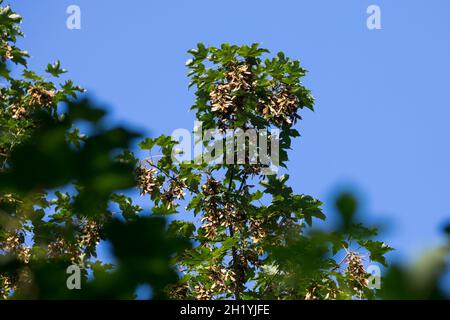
358 240 393 267
46 60 67 77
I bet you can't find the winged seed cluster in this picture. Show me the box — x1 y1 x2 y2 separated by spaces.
345 252 369 291
9 85 56 120
209 62 301 129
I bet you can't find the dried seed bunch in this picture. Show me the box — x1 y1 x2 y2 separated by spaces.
136 166 159 196
249 218 268 244
209 62 303 129
200 179 235 240
17 246 31 264
225 63 253 93
47 238 80 263
205 265 236 293
244 163 262 175
238 247 261 269
161 179 187 209
1 234 21 252
27 85 55 108
0 232 30 263
0 42 13 62
345 252 369 291
10 103 27 120
8 85 56 120
227 204 246 232
0 274 13 300
200 205 223 240
170 180 187 200
46 220 101 264
200 204 238 240
0 193 16 204
259 84 300 125
166 283 189 300
194 283 214 300
201 177 222 196
210 63 254 129
78 220 100 249
210 84 235 114
304 284 319 300
305 281 339 300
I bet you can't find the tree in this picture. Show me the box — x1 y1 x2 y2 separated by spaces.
138 43 393 300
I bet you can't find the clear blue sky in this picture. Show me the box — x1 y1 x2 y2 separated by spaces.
7 0 450 270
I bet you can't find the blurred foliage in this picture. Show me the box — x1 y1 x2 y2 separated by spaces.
0 2 188 299
1 1 449 300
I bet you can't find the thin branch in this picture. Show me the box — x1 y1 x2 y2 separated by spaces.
144 159 198 194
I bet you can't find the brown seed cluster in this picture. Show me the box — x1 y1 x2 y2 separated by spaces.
0 234 31 264
27 85 55 108
200 205 226 240
10 103 27 120
136 166 158 196
47 221 101 263
210 63 254 129
78 220 100 249
225 64 253 92
249 218 267 244
345 252 368 291
1 235 20 252
17 246 31 264
325 287 339 300
136 161 188 211
198 177 262 295
0 274 13 300
8 86 56 120
304 284 319 300
194 283 214 300
200 178 238 240
258 85 300 125
210 84 235 114
0 234 31 263
0 233 31 299
0 193 15 203
161 180 186 209
209 62 301 128
166 283 189 300
201 177 222 196
305 282 339 300
244 163 262 175
47 238 80 262
237 247 261 269
205 265 236 294
0 43 13 62
200 178 246 243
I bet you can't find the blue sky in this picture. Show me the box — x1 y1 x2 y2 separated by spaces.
6 0 450 269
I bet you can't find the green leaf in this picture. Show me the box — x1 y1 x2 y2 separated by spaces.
358 240 393 267
22 70 42 81
168 220 196 238
46 60 67 77
139 137 156 150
